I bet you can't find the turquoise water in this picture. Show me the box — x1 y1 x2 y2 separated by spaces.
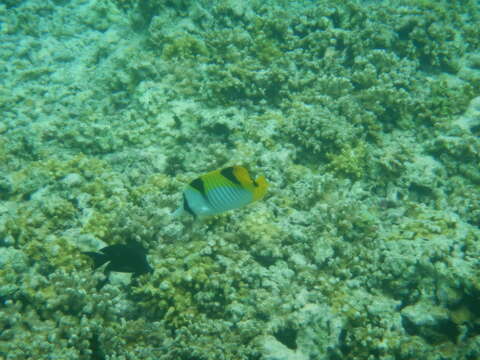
0 0 479 359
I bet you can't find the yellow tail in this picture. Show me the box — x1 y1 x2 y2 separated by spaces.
253 175 268 201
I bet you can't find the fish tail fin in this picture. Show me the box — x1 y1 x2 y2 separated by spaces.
253 175 269 201
83 252 109 269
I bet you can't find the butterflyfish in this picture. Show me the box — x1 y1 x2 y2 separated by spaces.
174 166 268 218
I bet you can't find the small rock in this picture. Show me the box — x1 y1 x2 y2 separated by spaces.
436 281 462 306
62 173 83 187
401 300 449 328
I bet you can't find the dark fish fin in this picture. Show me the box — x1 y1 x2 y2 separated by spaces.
83 252 109 269
99 244 122 256
125 239 144 250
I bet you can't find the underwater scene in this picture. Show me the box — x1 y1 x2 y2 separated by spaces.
1 0 480 359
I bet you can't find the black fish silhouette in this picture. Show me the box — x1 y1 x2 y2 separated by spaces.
84 242 153 284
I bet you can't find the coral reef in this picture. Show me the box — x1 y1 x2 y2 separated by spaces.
1 0 479 359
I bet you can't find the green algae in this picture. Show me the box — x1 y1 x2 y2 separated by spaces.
162 35 209 60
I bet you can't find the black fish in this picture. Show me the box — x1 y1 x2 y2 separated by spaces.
83 242 153 277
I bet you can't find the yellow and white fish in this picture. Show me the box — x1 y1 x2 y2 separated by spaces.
174 166 268 218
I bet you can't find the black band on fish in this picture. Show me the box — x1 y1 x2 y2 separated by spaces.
221 167 242 185
190 178 206 195
183 193 196 218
